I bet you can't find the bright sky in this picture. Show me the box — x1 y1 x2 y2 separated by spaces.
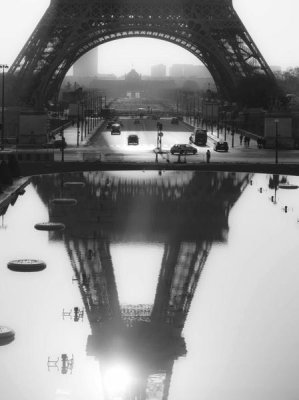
1 0 298 75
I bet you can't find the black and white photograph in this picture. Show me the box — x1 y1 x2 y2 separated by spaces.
0 0 299 399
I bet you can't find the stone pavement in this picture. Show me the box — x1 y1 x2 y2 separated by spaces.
183 118 259 150
60 119 105 148
207 128 258 150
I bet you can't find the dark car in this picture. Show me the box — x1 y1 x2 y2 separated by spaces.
53 138 67 149
134 119 140 124
128 134 139 145
111 123 121 135
170 144 197 155
214 141 229 152
106 121 113 129
171 117 179 124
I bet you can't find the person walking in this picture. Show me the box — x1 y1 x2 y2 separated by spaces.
240 134 243 145
206 149 211 163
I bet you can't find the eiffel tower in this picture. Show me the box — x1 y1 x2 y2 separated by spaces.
8 0 274 108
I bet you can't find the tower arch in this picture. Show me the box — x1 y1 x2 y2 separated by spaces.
8 0 275 108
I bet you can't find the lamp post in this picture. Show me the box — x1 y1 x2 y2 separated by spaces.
80 102 84 141
61 128 65 162
76 102 80 147
231 119 235 148
274 119 279 164
0 64 8 150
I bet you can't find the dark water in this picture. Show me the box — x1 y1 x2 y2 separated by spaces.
1 170 299 400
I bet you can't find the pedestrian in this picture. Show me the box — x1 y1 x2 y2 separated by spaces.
206 149 211 163
29 130 36 145
240 134 243 145
62 136 66 148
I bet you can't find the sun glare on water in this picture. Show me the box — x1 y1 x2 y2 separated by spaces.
104 362 135 398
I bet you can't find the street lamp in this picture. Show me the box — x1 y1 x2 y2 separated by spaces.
80 102 84 141
60 128 65 162
274 119 279 164
76 102 80 147
0 64 9 150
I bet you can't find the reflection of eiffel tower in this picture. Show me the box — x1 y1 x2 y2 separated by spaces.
152 241 211 328
34 170 251 242
33 170 252 399
67 236 209 400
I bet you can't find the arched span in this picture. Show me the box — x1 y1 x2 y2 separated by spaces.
8 0 275 108
48 32 235 104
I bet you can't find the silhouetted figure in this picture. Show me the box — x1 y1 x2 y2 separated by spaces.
61 136 66 149
0 160 13 185
7 154 20 178
29 130 36 145
177 150 183 164
87 249 94 260
240 134 243 145
206 149 211 163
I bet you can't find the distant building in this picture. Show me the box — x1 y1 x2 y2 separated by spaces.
61 67 216 102
169 64 211 79
270 65 282 73
169 64 183 77
125 69 142 82
151 64 166 78
73 47 98 77
170 77 215 92
97 73 117 80
89 68 176 100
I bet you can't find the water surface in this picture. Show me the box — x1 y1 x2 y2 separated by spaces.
1 171 299 400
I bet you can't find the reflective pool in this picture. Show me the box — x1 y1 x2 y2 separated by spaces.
1 170 299 400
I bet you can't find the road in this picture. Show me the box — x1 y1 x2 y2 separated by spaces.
58 116 299 165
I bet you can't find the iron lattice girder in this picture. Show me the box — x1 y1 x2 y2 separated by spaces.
9 0 274 106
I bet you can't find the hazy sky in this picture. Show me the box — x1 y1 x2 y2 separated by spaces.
1 0 298 76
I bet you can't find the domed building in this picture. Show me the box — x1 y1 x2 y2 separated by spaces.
125 69 142 82
124 69 143 98
89 68 176 100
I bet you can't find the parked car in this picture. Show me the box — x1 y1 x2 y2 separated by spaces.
128 134 139 145
106 121 113 129
134 119 140 124
53 138 67 149
171 117 179 124
214 141 229 152
170 144 197 155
